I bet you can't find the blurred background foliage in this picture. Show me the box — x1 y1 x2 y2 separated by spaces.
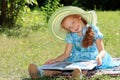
0 0 63 37
0 0 120 29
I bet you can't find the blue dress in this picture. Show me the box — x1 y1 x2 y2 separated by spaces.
64 25 120 69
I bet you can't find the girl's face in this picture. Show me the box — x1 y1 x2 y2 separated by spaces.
62 15 84 32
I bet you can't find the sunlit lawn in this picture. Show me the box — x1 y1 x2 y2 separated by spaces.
0 10 120 80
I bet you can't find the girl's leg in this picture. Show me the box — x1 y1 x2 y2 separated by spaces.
28 64 87 79
71 69 88 79
82 70 88 75
28 63 62 79
43 70 62 76
28 64 40 79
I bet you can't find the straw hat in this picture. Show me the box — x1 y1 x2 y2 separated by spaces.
48 6 97 40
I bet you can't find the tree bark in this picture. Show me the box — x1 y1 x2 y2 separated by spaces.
0 0 7 26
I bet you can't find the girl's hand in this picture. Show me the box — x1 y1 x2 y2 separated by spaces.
44 59 56 64
96 55 102 66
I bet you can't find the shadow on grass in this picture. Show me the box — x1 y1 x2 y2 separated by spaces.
22 76 56 80
21 75 120 80
21 75 103 80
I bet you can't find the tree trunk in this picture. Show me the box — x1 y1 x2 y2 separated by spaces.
0 0 7 26
9 0 14 26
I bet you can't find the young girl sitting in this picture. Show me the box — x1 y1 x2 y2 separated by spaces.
28 6 120 80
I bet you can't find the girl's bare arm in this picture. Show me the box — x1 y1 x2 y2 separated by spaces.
96 39 105 65
45 43 72 64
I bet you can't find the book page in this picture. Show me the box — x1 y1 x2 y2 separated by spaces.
40 62 72 70
40 60 97 70
65 60 97 70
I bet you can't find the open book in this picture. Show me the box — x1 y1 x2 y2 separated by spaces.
40 60 97 71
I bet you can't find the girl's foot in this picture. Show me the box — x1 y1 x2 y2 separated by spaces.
72 68 82 79
28 63 39 80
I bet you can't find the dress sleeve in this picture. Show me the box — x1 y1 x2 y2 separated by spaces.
65 33 73 44
92 26 103 40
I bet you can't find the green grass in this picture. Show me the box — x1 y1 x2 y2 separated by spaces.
97 11 120 57
0 10 120 80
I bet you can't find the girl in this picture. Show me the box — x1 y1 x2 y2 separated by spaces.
44 14 116 72
28 7 120 80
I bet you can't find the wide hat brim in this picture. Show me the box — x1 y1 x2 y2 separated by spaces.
48 6 97 40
